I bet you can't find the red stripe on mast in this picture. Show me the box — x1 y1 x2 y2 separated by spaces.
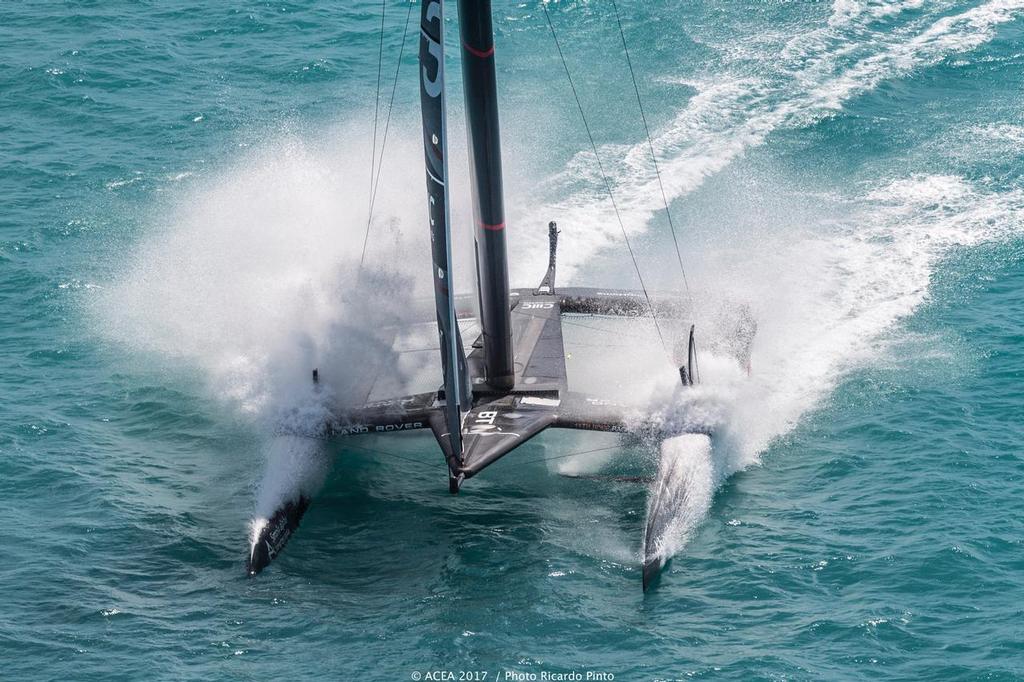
462 41 495 58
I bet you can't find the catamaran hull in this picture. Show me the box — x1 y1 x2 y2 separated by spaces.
246 273 750 585
247 495 310 576
247 275 750 585
641 433 714 591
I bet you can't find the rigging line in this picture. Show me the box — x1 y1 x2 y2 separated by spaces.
540 3 670 356
360 0 389 269
609 0 691 299
519 444 629 467
344 442 436 469
367 0 417 225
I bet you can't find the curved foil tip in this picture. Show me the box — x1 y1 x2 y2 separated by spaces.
642 555 665 592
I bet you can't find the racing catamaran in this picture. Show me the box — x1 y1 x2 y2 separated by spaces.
248 0 753 590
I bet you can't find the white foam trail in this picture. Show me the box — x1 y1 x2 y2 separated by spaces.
828 0 927 29
514 0 1024 282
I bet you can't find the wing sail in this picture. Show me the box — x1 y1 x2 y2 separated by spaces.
420 0 469 466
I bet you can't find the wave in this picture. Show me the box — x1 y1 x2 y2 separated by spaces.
518 0 1024 281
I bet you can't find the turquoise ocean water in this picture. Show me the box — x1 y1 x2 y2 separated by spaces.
2 1 1023 679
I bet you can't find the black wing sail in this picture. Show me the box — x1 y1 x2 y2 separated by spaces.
420 0 469 472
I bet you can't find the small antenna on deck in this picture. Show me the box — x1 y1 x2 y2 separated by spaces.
536 221 559 295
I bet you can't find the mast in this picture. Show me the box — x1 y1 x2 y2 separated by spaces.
457 0 514 391
419 0 467 461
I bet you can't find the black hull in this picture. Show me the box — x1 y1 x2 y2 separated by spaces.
247 495 311 576
246 221 753 590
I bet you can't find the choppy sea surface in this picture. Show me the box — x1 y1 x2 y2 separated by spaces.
2 1 1023 679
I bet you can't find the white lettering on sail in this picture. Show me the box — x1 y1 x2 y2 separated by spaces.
422 1 443 99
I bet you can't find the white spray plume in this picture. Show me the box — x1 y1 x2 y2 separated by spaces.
93 122 443 519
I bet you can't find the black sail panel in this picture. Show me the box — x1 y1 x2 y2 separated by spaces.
420 0 467 465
